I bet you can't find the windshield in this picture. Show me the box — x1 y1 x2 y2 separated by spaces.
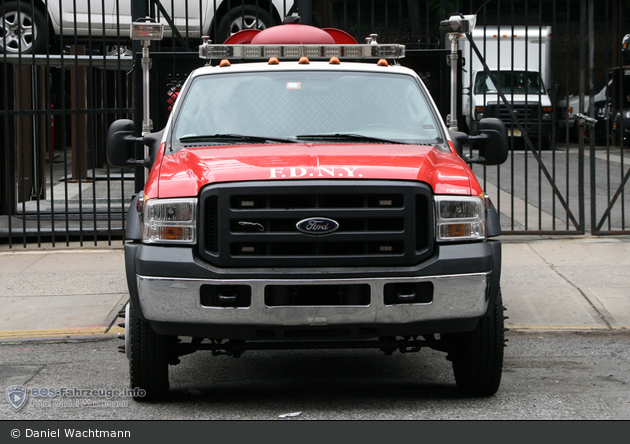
172 70 443 146
474 71 546 95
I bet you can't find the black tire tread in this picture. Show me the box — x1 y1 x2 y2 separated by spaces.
448 289 505 396
128 303 170 401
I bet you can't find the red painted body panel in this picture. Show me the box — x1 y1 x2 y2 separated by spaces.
143 143 165 200
145 143 483 200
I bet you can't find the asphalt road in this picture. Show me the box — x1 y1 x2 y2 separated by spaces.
1 330 629 421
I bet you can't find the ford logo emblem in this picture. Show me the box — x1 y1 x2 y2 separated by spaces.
296 217 339 235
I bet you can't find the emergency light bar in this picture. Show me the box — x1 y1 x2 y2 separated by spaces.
199 43 405 60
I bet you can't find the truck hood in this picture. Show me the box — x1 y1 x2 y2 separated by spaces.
146 143 479 199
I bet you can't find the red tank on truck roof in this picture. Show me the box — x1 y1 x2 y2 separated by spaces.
223 17 358 44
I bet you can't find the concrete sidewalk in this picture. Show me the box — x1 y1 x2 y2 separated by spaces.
501 236 630 330
1 236 629 342
0 245 128 341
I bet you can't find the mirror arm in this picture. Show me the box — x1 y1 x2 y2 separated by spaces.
121 134 151 167
461 133 489 164
466 134 488 142
125 135 145 144
462 154 487 164
126 158 152 167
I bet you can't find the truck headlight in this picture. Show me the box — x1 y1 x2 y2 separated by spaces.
142 198 197 244
435 196 486 242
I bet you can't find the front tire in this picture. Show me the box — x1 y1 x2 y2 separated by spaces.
446 289 505 396
0 1 47 54
127 302 172 401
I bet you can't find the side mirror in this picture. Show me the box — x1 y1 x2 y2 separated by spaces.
450 118 508 166
106 119 143 168
474 118 508 165
106 119 164 169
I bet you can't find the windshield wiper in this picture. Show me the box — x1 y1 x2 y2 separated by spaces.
178 133 298 144
295 133 411 144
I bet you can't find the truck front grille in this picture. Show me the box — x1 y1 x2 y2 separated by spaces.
485 103 543 131
198 181 433 268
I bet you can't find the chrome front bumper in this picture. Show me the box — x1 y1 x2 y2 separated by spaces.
136 273 491 327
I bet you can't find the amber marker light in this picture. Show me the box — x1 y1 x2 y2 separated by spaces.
439 223 474 238
160 226 193 241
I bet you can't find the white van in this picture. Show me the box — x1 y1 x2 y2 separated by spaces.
460 26 554 148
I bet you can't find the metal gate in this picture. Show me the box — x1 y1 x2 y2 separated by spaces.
2 0 630 248
460 0 630 236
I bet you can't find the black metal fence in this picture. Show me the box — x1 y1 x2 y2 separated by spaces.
1 0 630 248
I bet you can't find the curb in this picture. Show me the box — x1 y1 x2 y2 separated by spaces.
0 327 125 343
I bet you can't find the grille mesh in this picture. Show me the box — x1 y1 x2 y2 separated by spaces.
199 181 433 268
203 196 218 254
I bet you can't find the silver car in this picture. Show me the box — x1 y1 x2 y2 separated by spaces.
0 0 287 54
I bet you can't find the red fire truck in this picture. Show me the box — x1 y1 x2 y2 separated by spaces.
107 19 509 400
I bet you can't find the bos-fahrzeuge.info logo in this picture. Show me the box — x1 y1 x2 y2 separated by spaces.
6 386 28 411
6 385 145 411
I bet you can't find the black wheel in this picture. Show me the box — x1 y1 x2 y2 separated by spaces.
127 302 172 401
216 5 275 43
446 289 505 396
0 1 47 54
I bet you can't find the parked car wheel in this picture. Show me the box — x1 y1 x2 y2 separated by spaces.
216 5 275 43
0 1 47 54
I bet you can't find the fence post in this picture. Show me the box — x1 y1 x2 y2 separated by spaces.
132 0 150 193
70 45 89 182
15 65 34 203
